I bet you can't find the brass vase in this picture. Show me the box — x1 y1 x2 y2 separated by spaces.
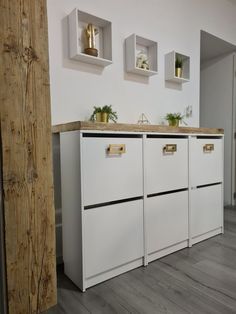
96 112 108 123
168 120 179 127
101 112 108 123
175 67 182 78
95 112 102 122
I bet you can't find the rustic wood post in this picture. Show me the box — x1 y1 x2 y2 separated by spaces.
0 0 57 312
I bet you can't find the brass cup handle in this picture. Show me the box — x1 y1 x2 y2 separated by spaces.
163 144 177 153
107 144 126 155
203 144 214 153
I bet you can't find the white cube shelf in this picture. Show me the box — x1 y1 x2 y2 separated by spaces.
68 8 112 67
125 34 158 76
165 51 190 83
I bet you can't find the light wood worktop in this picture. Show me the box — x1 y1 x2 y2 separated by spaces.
52 121 224 135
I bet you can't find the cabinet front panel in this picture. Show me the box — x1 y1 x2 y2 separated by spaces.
82 137 143 206
84 200 143 278
146 138 188 194
191 184 222 238
147 191 188 254
190 138 223 186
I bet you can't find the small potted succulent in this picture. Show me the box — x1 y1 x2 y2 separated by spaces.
165 112 185 127
175 57 183 78
136 52 149 70
90 105 118 123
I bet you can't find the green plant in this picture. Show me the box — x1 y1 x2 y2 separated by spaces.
165 112 186 126
90 105 118 123
102 105 118 122
175 57 183 68
89 106 102 121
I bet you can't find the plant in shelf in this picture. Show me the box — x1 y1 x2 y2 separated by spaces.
136 51 149 70
90 105 118 123
175 57 183 78
165 112 185 127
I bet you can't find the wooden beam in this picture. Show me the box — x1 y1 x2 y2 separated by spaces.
0 0 57 312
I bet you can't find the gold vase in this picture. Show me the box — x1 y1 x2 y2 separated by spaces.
175 67 182 78
95 112 102 122
101 112 108 123
169 120 179 127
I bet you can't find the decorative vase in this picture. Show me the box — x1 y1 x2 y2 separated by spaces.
101 112 108 123
95 112 102 122
175 67 182 78
168 120 179 127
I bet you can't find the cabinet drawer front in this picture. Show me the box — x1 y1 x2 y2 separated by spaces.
147 191 188 254
191 184 222 238
190 138 223 186
146 138 188 194
84 200 144 278
82 137 143 206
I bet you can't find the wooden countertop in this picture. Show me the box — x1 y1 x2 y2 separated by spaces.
52 121 224 135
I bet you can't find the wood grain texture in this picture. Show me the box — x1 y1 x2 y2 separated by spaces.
0 0 57 313
52 121 224 135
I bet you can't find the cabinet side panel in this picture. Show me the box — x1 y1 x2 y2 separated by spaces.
60 131 83 290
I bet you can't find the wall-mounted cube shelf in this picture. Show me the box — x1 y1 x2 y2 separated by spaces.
125 34 158 76
68 9 112 67
165 51 190 83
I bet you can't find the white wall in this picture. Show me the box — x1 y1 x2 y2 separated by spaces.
47 0 236 127
200 53 235 205
48 0 236 261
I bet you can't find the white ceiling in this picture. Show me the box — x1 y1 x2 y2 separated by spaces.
200 31 236 63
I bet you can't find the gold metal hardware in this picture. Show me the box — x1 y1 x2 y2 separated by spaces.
107 144 126 155
203 144 214 152
163 144 177 153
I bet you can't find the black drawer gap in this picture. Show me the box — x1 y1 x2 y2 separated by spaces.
196 136 222 139
147 135 187 139
84 196 143 210
147 188 188 198
196 182 222 189
83 133 142 138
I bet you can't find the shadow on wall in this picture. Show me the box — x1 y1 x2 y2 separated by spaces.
165 81 182 91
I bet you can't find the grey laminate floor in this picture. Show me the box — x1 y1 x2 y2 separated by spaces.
45 207 236 314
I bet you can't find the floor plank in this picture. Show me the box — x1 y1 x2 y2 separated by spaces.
45 207 236 314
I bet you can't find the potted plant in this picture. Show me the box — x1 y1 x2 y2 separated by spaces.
136 52 149 70
175 57 183 78
90 105 118 123
165 112 185 127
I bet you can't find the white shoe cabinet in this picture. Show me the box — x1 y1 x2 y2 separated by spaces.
59 130 224 291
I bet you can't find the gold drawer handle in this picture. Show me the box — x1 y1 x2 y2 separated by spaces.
163 144 177 153
107 144 126 155
203 144 214 152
